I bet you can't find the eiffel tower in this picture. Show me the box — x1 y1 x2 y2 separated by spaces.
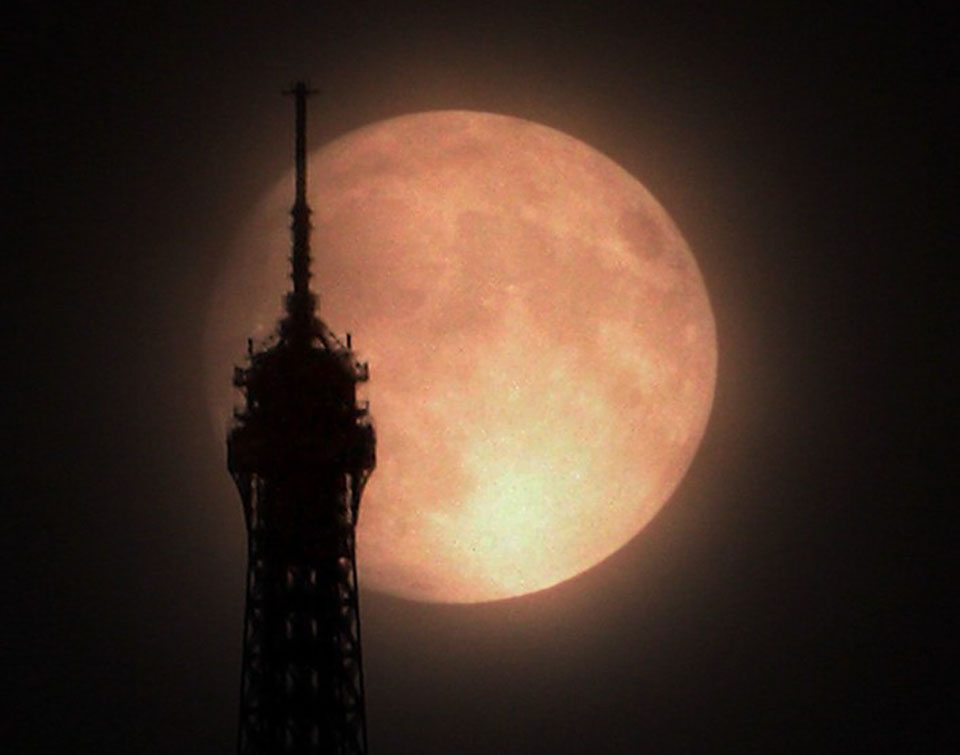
228 82 376 755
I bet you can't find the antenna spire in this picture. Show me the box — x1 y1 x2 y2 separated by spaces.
282 81 319 342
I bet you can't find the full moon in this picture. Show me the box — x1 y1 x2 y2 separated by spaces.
206 111 716 603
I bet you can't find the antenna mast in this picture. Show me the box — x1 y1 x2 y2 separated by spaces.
283 81 319 344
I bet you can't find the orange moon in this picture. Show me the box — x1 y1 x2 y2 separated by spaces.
205 111 716 604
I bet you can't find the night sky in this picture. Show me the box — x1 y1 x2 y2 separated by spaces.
5 2 954 753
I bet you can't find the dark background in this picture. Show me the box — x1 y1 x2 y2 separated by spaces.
4 2 954 752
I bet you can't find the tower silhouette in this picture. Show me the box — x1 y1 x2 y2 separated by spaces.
228 83 376 755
